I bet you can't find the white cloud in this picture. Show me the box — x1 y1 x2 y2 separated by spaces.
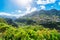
36 0 56 5
0 8 37 18
30 7 37 12
0 12 25 18
15 10 22 13
58 2 60 5
25 7 37 13
0 12 12 16
40 5 46 9
18 10 22 13
25 5 31 14
22 7 38 16
51 6 54 8
26 5 31 11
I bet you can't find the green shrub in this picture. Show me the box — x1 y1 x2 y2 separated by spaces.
1 25 60 40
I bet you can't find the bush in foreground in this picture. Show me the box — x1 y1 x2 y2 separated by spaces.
0 25 60 40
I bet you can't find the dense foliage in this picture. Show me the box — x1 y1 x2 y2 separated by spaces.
0 17 60 40
0 23 60 40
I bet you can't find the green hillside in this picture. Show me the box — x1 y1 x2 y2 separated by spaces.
0 17 60 40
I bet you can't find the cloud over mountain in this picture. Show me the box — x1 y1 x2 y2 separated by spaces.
36 0 56 5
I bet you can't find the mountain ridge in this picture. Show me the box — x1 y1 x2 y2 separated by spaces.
0 9 60 19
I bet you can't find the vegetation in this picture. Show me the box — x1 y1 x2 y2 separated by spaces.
0 14 60 40
0 23 60 40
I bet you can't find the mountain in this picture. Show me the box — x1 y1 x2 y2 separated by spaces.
0 9 60 20
23 9 60 17
21 9 60 23
0 9 60 29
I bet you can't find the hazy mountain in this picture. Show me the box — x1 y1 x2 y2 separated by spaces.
23 9 60 18
0 9 60 19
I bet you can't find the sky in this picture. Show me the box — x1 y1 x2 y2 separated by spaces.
0 0 60 18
